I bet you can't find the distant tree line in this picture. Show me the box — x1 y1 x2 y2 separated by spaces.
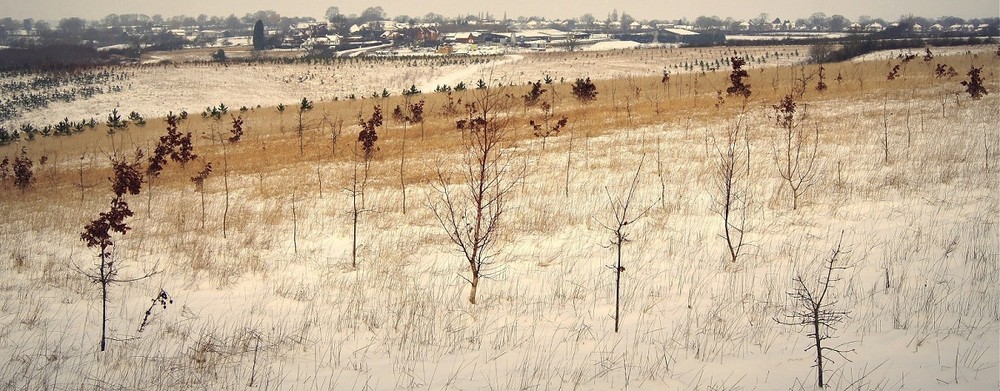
0 45 110 71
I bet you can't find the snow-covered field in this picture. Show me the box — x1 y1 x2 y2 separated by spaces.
0 46 997 390
1 44 811 129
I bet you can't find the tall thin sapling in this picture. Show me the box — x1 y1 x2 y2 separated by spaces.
80 148 155 352
599 161 656 332
429 86 519 304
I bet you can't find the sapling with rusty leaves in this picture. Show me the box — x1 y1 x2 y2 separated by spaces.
772 94 819 210
960 66 988 100
529 101 568 150
392 99 425 213
229 114 244 143
347 105 381 267
726 57 752 99
12 147 35 193
145 112 196 216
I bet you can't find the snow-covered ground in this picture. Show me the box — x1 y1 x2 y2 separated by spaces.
850 44 994 62
0 46 997 390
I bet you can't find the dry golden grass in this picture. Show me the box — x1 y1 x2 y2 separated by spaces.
1 47 996 222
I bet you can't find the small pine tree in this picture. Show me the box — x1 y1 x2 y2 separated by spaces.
571 77 598 102
523 80 546 106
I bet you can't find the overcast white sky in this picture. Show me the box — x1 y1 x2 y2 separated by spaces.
1 0 997 22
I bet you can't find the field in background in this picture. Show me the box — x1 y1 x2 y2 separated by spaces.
1 44 811 129
0 45 998 389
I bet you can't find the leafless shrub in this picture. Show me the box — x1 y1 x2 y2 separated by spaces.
792 66 816 98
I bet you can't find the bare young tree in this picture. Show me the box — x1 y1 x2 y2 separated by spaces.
599 160 656 332
429 85 518 304
776 236 854 388
772 94 819 210
711 114 752 263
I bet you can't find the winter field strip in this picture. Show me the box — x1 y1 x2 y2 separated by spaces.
0 44 997 389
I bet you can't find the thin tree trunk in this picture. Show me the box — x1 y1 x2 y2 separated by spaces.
292 192 298 254
100 253 108 352
146 179 153 218
199 189 206 229
317 167 323 199
565 132 572 198
615 236 622 333
469 271 479 304
400 123 407 214
352 160 359 268
814 313 824 387
222 143 229 238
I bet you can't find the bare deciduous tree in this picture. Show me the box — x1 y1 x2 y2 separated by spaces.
429 86 518 304
776 235 854 388
711 114 752 263
599 160 656 332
